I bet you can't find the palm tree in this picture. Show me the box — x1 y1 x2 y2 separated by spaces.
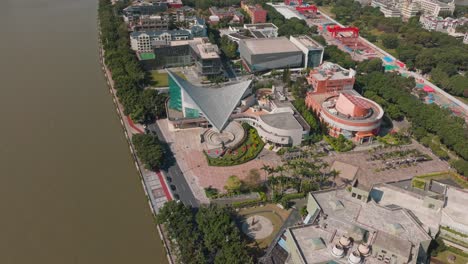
275 166 286 193
260 164 271 183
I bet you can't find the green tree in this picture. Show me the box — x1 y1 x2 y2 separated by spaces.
132 134 165 169
381 34 399 49
224 175 242 194
245 169 262 190
357 58 383 74
220 35 238 59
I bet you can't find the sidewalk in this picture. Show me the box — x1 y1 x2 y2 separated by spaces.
99 41 172 213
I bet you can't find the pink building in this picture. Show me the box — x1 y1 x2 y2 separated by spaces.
305 62 384 143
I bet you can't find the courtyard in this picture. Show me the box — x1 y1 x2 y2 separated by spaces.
238 204 291 249
156 119 281 202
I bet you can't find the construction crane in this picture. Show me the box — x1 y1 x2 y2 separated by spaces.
326 25 360 38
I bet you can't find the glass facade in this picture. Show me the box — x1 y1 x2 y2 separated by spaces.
308 49 323 68
184 107 200 118
168 75 182 111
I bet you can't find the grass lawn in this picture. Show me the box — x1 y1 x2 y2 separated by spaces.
206 124 265 166
434 250 468 264
414 171 468 189
239 204 290 249
150 71 186 87
377 133 411 146
375 40 398 57
318 6 335 18
455 96 468 104
369 29 384 36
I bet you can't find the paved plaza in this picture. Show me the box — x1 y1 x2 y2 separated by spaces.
323 142 450 187
157 119 281 202
242 215 274 240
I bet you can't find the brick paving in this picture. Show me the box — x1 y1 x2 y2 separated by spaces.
157 119 281 199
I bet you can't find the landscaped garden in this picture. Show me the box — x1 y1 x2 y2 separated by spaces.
150 71 186 87
324 135 354 152
205 123 265 166
377 132 411 146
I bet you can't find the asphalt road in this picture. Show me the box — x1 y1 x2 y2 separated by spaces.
148 122 199 208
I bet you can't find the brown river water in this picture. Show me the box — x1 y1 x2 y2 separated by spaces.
0 0 167 263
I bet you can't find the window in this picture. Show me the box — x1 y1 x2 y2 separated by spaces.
352 193 357 198
357 194 362 200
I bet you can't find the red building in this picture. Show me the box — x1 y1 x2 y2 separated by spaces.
241 2 267 24
285 0 303 5
305 62 384 143
166 0 183 8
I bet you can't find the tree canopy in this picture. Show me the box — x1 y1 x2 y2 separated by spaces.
325 0 468 97
132 134 165 170
357 72 468 163
98 0 167 123
157 202 253 264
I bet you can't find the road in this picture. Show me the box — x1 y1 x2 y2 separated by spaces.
148 122 199 208
317 9 468 119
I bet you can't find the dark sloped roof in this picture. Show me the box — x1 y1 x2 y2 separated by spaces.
167 71 251 132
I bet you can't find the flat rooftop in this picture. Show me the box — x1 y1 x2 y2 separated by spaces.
290 189 432 264
330 161 359 181
241 37 301 54
229 33 251 39
314 189 431 243
292 35 324 49
267 3 305 20
310 62 352 81
289 225 335 264
371 184 442 233
259 112 303 130
244 23 278 29
442 187 468 231
251 30 266 38
196 43 219 59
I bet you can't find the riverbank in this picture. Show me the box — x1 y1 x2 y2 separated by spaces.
97 19 174 264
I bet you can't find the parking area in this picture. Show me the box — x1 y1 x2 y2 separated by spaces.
321 141 450 187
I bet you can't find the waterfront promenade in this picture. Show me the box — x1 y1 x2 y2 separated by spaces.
98 26 174 264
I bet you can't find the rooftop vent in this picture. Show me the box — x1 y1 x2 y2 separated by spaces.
358 243 371 256
348 250 362 264
331 244 345 258
329 200 344 211
309 237 326 250
389 223 405 235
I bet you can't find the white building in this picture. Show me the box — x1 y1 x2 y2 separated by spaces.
243 23 279 38
130 30 192 52
420 15 468 34
417 0 455 17
371 0 402 17
236 110 308 146
289 35 324 69
372 0 455 19
401 0 420 20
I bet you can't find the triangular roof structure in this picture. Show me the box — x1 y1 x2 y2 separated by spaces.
167 70 252 132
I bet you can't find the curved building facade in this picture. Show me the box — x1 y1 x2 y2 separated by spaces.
305 62 384 143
